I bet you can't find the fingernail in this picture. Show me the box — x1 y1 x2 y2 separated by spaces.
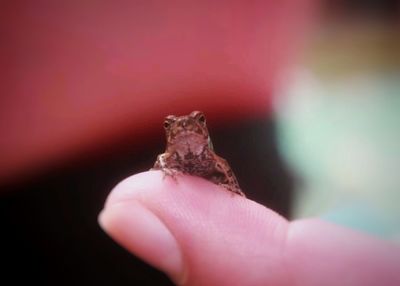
98 202 184 282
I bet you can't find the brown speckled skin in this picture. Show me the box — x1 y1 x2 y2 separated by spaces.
153 111 245 197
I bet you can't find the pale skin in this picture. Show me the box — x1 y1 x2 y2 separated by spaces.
99 172 400 286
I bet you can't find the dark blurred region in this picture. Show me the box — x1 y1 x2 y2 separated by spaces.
324 0 399 21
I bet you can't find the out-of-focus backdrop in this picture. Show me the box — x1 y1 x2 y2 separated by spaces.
275 0 400 241
1 0 399 285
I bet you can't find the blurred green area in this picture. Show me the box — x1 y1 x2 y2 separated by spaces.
275 4 400 241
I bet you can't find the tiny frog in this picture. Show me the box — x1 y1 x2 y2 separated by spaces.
152 111 245 197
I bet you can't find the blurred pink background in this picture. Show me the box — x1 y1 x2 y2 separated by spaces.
0 0 315 184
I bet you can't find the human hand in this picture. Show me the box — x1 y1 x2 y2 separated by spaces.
99 171 400 286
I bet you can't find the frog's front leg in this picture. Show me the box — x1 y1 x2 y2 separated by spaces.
152 153 166 169
211 155 245 197
152 153 181 180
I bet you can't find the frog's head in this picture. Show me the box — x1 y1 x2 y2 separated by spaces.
163 111 212 152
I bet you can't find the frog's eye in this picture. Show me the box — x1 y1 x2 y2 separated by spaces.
192 111 206 124
197 114 206 124
163 120 171 129
164 115 176 129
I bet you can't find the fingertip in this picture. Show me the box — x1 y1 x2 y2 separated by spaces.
99 200 186 284
101 171 290 285
103 171 164 208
